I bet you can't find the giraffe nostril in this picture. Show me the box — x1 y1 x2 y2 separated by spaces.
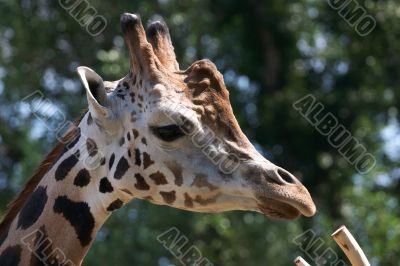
276 168 298 185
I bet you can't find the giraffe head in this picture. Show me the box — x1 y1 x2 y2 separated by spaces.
77 13 316 220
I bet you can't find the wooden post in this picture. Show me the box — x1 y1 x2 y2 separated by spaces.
294 256 311 266
331 225 370 266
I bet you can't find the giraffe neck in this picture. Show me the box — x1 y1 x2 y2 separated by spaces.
0 113 138 265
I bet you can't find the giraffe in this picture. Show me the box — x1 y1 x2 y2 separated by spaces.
0 13 316 265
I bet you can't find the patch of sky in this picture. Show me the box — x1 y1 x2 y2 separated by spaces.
381 117 400 161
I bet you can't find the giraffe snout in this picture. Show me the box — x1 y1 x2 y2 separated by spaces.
243 163 316 219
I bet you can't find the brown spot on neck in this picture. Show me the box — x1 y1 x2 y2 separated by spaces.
192 173 217 191
107 199 124 212
149 171 168 185
120 188 133 196
194 193 220 206
184 193 194 208
87 112 93 125
134 149 141 166
165 161 183 186
131 129 139 139
134 173 150 190
119 137 125 146
143 152 154 169
159 191 176 204
86 138 98 157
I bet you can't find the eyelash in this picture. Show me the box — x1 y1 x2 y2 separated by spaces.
151 124 185 142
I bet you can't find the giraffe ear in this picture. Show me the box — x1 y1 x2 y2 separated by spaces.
77 66 110 119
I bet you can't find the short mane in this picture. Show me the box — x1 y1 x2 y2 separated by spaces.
0 113 86 236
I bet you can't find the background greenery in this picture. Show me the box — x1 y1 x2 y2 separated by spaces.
0 0 399 265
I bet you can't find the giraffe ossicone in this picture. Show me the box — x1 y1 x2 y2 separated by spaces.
0 13 316 265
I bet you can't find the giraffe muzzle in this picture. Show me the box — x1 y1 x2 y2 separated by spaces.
246 164 316 219
256 177 316 220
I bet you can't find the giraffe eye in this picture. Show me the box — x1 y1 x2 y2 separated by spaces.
151 125 185 142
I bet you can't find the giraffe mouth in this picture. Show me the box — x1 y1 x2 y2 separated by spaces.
257 197 301 220
256 191 316 220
